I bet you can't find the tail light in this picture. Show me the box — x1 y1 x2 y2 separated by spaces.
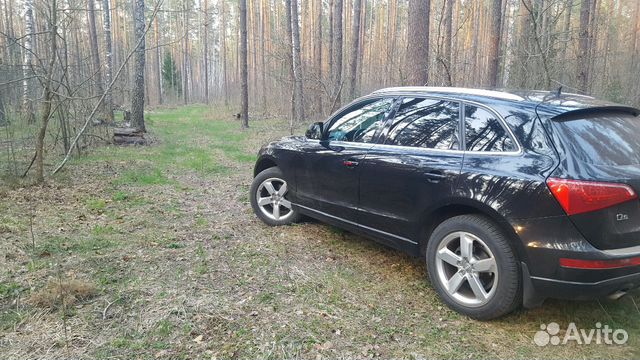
546 178 638 216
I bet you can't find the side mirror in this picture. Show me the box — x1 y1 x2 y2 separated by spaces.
305 122 324 140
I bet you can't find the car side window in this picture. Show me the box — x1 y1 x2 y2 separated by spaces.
327 98 395 143
385 98 460 150
464 105 517 152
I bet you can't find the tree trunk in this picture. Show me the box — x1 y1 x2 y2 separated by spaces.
487 0 502 87
328 0 334 83
291 0 305 122
630 0 639 73
347 0 362 100
313 0 323 116
183 3 189 104
154 14 162 104
221 0 229 107
35 0 57 183
203 0 209 104
285 0 295 128
102 0 115 123
559 0 573 84
87 0 105 104
331 0 343 112
131 0 146 131
22 0 35 123
577 0 591 94
442 0 453 86
407 0 430 85
0 88 5 127
239 0 249 128
260 0 267 110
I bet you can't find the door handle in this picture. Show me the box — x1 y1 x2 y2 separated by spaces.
424 171 447 182
343 159 360 168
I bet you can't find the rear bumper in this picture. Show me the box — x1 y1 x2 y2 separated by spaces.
527 267 640 302
513 215 640 305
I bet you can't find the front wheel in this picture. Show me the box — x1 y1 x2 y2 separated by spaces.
426 215 521 320
250 167 302 226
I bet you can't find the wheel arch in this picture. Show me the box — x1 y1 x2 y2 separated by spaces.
418 200 528 262
253 156 278 177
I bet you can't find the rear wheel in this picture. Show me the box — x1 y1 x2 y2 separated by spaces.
250 167 302 226
426 215 521 320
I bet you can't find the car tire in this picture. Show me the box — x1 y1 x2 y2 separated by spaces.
250 167 302 226
426 215 521 320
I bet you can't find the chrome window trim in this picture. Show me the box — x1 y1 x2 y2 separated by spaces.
461 101 523 155
374 95 523 156
309 93 523 156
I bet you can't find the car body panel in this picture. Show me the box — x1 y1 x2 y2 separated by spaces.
358 145 464 242
295 139 372 221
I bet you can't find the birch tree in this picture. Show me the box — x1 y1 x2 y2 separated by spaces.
22 0 35 123
102 0 114 123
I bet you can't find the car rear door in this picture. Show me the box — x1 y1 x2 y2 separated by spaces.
357 97 464 243
295 97 397 222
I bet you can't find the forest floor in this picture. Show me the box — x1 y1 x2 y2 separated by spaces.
1 105 639 359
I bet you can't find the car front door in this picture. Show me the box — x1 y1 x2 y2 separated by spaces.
295 97 397 221
357 97 464 244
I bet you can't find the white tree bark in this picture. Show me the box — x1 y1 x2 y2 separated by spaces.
102 0 114 123
22 0 35 122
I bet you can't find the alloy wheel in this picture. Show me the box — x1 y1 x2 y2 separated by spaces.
256 177 293 221
434 231 498 307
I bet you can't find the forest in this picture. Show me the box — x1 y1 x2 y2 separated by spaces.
0 0 639 182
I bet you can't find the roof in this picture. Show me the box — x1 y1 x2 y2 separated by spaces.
369 86 639 117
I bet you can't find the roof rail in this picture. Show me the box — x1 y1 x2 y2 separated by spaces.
371 86 525 101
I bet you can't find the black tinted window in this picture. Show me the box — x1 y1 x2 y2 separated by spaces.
386 98 460 150
327 98 395 143
554 113 640 166
465 105 516 152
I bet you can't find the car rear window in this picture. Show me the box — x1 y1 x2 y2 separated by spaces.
553 112 640 166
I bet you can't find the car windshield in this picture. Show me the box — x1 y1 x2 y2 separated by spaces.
553 112 640 166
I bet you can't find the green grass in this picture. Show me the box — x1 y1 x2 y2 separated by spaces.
35 235 119 255
92 225 116 235
0 282 20 300
112 168 171 186
85 197 107 212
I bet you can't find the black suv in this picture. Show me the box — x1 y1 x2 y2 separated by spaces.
250 87 640 320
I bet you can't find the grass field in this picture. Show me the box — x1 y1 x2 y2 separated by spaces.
1 105 639 359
